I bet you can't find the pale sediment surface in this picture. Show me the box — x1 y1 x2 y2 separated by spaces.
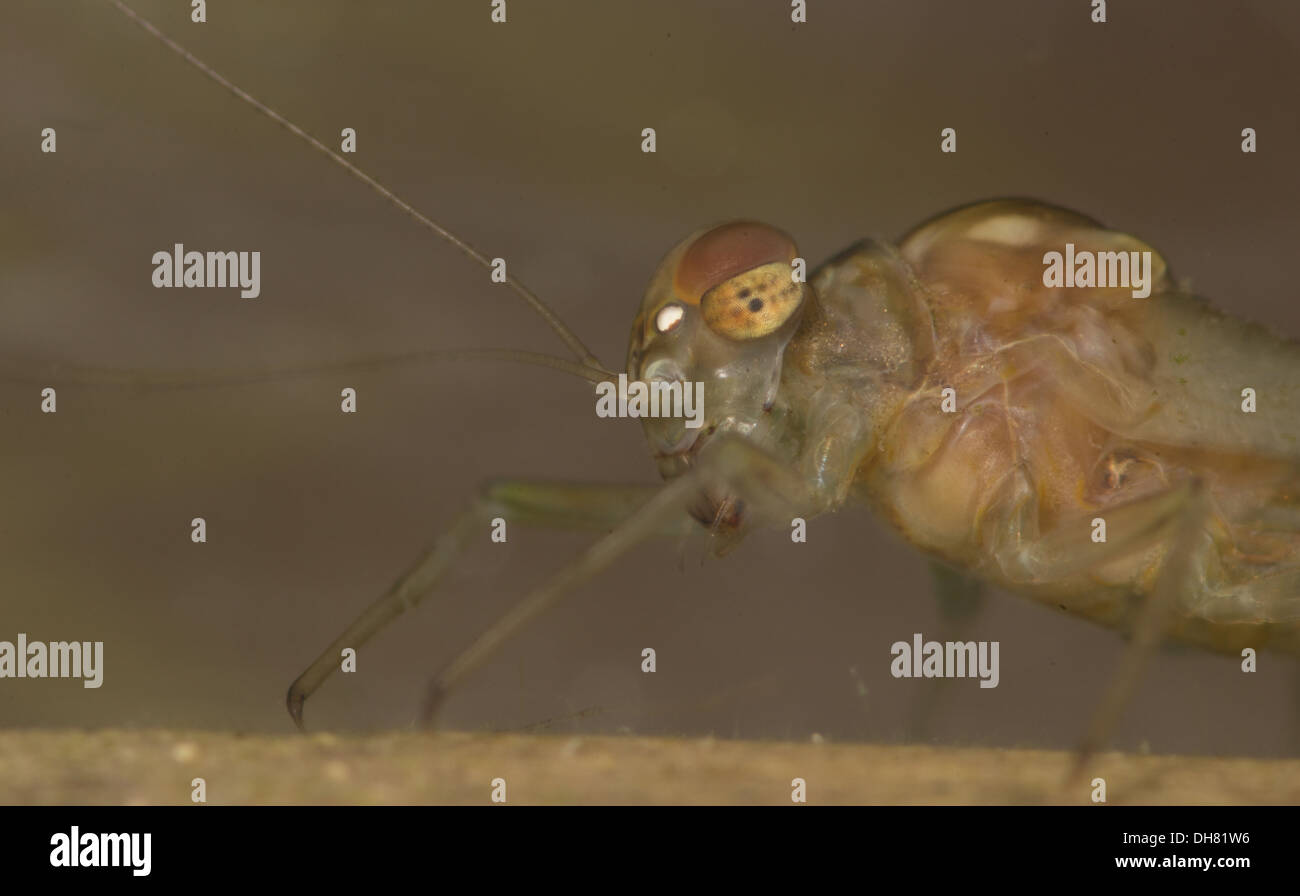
0 730 1295 805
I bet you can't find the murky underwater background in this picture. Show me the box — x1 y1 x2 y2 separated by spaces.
2 0 1298 761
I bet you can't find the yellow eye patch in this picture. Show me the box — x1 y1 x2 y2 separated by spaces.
700 262 803 340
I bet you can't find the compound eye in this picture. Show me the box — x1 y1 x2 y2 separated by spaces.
673 221 803 341
700 262 802 340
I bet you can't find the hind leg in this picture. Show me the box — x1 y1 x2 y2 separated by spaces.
1070 480 1215 776
904 562 987 742
983 472 1217 774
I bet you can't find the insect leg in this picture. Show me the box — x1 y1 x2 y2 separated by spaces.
983 474 1216 767
997 478 1207 583
285 481 691 729
904 562 987 742
1292 660 1300 750
419 435 817 726
1072 479 1213 777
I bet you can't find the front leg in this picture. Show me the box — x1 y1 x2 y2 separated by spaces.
419 435 822 726
285 480 693 729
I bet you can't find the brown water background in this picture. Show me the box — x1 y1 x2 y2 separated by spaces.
2 0 1298 758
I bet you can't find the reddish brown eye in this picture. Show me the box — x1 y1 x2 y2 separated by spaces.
670 222 805 340
673 221 798 305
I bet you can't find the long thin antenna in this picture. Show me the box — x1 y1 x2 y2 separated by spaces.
3 348 614 390
107 0 611 375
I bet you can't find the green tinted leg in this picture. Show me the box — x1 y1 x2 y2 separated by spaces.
419 435 817 725
285 479 689 729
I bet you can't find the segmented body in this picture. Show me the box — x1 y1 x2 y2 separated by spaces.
798 200 1300 653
